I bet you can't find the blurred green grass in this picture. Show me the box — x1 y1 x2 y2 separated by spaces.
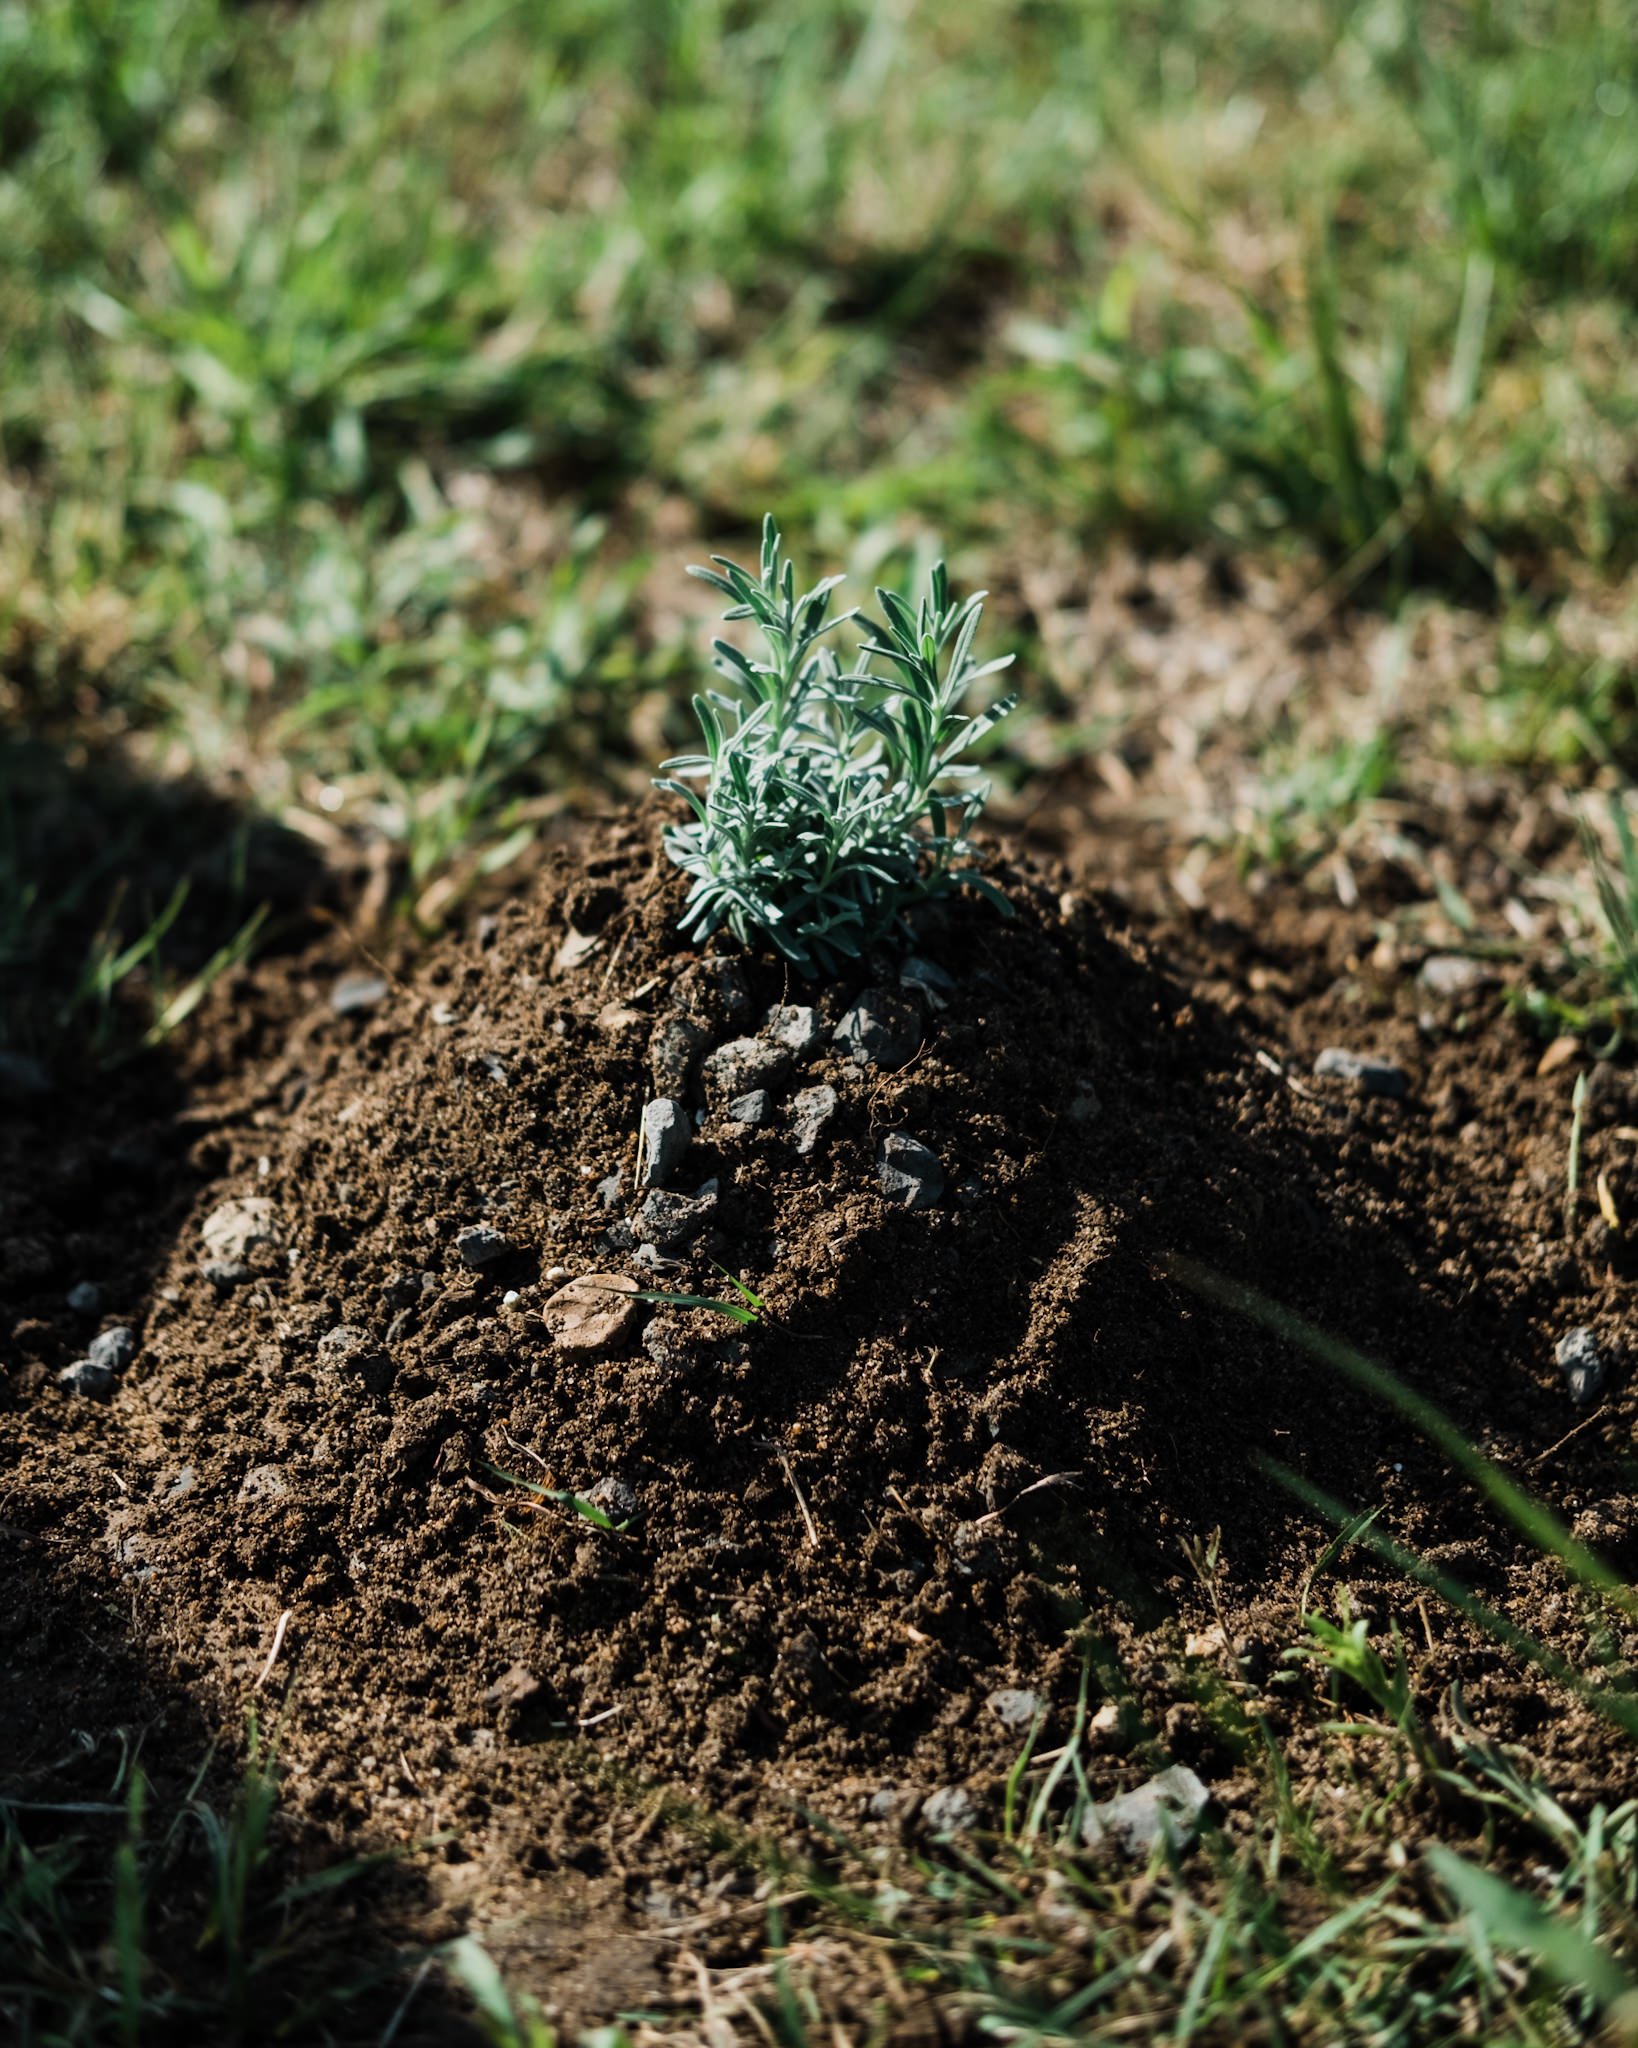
2 0 1637 1027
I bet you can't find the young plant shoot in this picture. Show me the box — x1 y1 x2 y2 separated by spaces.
655 518 1017 975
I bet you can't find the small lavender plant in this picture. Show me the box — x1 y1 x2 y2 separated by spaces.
655 517 1017 976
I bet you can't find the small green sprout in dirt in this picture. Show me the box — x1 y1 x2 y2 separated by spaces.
655 516 1017 976
633 1264 767 1327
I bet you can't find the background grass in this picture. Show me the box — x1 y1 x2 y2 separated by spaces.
5 0 1638 1045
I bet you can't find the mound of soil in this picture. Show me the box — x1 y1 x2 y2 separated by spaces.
6 807 1637 2025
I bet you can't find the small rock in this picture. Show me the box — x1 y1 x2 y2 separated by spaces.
554 928 601 974
331 971 389 1016
66 1282 101 1316
381 1271 434 1311
834 987 920 1070
633 1188 717 1251
639 1099 692 1188
726 1089 769 1127
105 1508 151 1575
900 956 957 1011
762 1004 822 1058
922 1786 980 1836
952 1521 1006 1576
642 1310 741 1371
1314 1048 1409 1099
1537 1035 1580 1078
59 1358 114 1399
1067 1080 1102 1125
201 1260 255 1290
877 1132 945 1210
585 1476 639 1522
238 1464 290 1505
201 1196 281 1263
454 1224 511 1269
1555 1326 1606 1405
986 1687 1043 1732
317 1323 393 1393
0 1052 51 1100
791 1084 838 1156
596 1001 646 1035
87 1326 136 1375
1419 955 1490 1000
483 1663 542 1709
1083 1765 1210 1858
648 1014 709 1097
542 1273 641 1357
1088 1700 1132 1752
703 1036 790 1104
866 1786 901 1820
161 1464 197 1506
600 1218 638 1254
596 1171 625 1211
385 1399 453 1476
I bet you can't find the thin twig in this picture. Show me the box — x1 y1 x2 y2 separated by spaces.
973 1471 1086 1528
1527 1404 1609 1471
778 1452 820 1547
254 1609 292 1693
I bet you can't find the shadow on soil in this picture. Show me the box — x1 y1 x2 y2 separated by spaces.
0 738 481 2044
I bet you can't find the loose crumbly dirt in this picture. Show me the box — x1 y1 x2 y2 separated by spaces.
6 794 1638 2035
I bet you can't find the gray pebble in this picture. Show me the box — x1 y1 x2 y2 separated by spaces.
922 1786 979 1836
639 1098 692 1188
986 1687 1043 1732
633 1188 718 1251
201 1260 255 1290
1419 955 1490 999
162 1464 197 1506
834 987 920 1070
900 956 957 1010
648 1014 709 1097
877 1131 945 1210
66 1281 101 1316
1067 1080 1102 1125
88 1326 137 1374
597 1171 625 1211
382 1271 435 1311
455 1224 511 1268
317 1323 392 1392
762 1004 822 1058
59 1358 115 1399
791 1084 838 1157
585 1476 639 1522
727 1089 769 1127
702 1036 790 1103
238 1464 290 1504
201 1195 281 1262
1083 1765 1211 1858
1555 1326 1606 1405
601 1218 638 1254
1314 1047 1410 1098
331 971 389 1016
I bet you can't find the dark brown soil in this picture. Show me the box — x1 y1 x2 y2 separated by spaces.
6 800 1638 2033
